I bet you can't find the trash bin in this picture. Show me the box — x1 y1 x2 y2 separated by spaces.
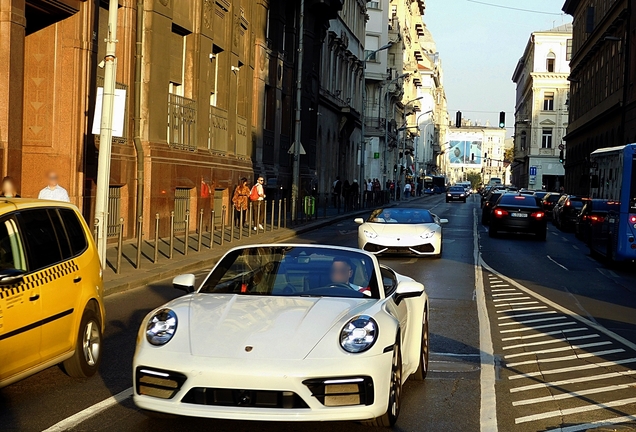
304 196 316 216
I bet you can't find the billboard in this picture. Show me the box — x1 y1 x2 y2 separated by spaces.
448 139 482 167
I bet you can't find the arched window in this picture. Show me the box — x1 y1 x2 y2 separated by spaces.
546 52 556 72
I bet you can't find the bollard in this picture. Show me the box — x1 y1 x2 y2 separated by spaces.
263 201 267 232
209 210 215 248
277 199 282 230
154 213 160 264
136 216 143 269
198 209 204 251
239 207 244 240
169 211 175 259
256 202 261 234
116 217 124 274
93 219 99 245
323 193 328 218
184 211 190 256
270 200 275 232
284 198 287 228
248 202 253 238
221 206 226 246
229 207 235 243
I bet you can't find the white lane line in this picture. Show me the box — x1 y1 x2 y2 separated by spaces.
504 341 612 359
491 284 510 288
498 316 566 327
492 292 524 297
489 280 504 284
515 396 636 424
506 349 626 368
500 322 577 333
496 306 548 314
431 352 481 357
509 358 636 380
562 237 569 242
498 311 557 320
501 327 586 341
474 208 498 432
510 370 636 393
551 232 559 236
503 334 599 350
494 301 539 308
547 255 569 270
491 288 517 293
493 297 530 302
572 245 579 250
513 383 636 406
549 415 636 432
481 260 636 353
42 387 133 432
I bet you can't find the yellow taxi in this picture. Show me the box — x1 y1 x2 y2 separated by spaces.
0 199 105 387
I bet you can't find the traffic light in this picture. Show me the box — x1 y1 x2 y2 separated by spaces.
499 111 506 129
394 164 398 173
455 111 462 128
559 149 564 164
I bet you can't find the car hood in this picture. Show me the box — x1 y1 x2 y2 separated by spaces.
187 294 375 360
364 223 437 236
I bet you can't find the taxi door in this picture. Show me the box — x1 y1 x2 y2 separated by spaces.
0 216 41 384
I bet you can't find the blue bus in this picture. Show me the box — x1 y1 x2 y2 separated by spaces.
588 144 636 262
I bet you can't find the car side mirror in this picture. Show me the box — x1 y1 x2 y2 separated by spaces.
439 219 449 224
173 274 196 293
354 218 365 225
394 281 424 305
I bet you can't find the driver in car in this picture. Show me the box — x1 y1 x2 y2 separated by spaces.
330 257 368 294
377 210 398 223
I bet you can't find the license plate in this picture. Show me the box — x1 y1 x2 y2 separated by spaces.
511 213 528 218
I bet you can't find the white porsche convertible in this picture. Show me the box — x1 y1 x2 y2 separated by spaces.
133 244 429 427
356 208 448 258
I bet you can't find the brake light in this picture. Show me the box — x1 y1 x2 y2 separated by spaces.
630 215 636 223
589 215 604 223
531 211 545 219
494 209 508 218
581 215 588 221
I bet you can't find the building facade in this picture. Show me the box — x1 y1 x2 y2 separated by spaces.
562 0 628 195
512 24 571 192
446 125 507 185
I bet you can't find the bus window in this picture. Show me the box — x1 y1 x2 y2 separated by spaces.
631 159 636 212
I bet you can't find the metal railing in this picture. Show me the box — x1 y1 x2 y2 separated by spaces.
168 94 197 151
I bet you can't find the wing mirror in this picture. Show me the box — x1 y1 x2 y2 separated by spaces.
439 218 449 224
354 218 365 225
173 274 196 293
394 281 424 305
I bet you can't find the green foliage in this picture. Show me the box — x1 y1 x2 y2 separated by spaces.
466 172 482 189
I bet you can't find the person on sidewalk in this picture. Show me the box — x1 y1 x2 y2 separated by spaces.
38 171 70 202
332 177 342 209
1 176 20 198
404 181 412 199
250 176 266 231
232 177 250 227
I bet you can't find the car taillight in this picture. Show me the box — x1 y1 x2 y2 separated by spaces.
566 201 571 206
630 215 636 224
494 209 508 218
589 215 604 223
531 211 545 219
581 215 588 221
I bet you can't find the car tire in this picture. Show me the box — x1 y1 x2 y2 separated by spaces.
412 313 429 380
365 338 402 427
62 308 102 378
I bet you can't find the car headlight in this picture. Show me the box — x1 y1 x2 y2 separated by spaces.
460 194 465 197
363 229 378 239
447 193 452 197
340 315 378 353
420 231 435 239
146 309 178 346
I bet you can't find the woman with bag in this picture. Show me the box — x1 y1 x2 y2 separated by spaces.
232 177 250 227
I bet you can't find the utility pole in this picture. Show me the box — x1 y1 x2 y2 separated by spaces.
95 0 119 269
291 0 305 222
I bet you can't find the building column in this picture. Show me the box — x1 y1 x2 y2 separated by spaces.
0 0 26 188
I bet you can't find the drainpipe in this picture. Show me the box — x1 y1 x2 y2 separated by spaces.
134 0 145 228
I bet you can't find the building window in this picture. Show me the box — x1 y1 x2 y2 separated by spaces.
546 52 556 72
543 92 554 111
364 35 379 61
367 1 380 9
566 39 573 61
542 129 553 149
211 45 223 107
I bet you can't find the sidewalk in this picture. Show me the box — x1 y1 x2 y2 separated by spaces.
102 194 434 296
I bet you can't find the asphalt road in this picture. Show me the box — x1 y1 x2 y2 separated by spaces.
1 193 636 431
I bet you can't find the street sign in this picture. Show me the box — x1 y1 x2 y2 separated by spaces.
529 166 537 176
559 144 565 150
288 142 306 155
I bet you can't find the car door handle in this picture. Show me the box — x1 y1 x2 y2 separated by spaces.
73 277 82 284
29 294 40 302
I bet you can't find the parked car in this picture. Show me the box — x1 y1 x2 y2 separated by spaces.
0 199 105 388
481 191 504 225
534 191 548 201
553 195 585 231
541 193 562 219
575 199 621 244
446 186 467 203
489 194 547 240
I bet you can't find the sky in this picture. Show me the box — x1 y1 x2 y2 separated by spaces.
424 0 572 135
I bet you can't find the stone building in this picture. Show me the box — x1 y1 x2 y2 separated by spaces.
446 125 506 186
512 24 571 191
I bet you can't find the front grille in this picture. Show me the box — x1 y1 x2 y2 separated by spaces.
363 243 386 253
181 388 309 409
303 377 374 407
136 367 187 399
411 243 435 253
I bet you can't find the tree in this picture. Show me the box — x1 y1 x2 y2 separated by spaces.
466 172 482 190
504 147 515 164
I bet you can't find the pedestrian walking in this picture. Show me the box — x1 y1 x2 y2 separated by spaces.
366 179 373 207
333 176 342 209
38 171 70 202
404 181 412 199
250 176 266 230
232 177 250 227
342 180 351 212
0 176 20 198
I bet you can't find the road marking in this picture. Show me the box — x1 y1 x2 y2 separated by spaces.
509 358 636 380
510 370 636 393
431 352 482 357
501 327 586 341
572 245 579 250
498 316 566 327
489 280 504 284
493 297 530 302
500 322 577 333
496 306 548 314
515 397 636 424
550 415 636 432
502 334 599 350
513 383 636 406
498 311 557 320
494 301 539 308
490 284 510 288
547 255 569 270
506 349 626 368
474 208 498 432
562 236 569 242
491 288 517 293
551 232 558 236
504 341 612 359
492 292 524 297
42 387 133 432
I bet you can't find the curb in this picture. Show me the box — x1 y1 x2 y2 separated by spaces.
102 196 433 297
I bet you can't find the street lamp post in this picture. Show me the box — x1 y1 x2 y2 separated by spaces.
383 73 409 186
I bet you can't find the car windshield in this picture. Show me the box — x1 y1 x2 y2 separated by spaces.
368 208 435 224
449 187 464 192
199 246 379 299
